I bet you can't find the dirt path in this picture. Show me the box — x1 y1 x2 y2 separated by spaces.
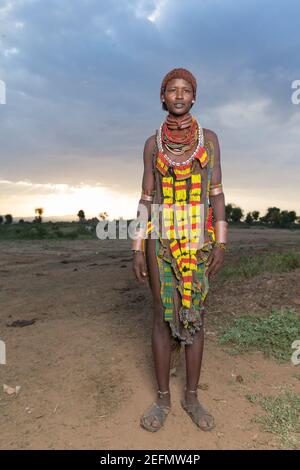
0 228 299 449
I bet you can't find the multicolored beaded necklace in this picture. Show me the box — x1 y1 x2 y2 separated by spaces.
162 114 197 155
156 115 209 179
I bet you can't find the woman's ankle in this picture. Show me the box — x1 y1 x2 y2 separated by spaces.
158 389 170 399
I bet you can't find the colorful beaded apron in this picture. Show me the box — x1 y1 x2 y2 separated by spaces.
147 124 216 345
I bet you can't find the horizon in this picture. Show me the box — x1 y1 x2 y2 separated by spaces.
3 199 299 224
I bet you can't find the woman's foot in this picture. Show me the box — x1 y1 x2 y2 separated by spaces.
181 388 215 431
140 390 171 432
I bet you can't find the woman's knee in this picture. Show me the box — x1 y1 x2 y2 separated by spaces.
152 297 163 314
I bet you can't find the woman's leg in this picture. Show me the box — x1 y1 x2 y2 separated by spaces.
184 319 205 393
143 238 172 426
184 314 214 429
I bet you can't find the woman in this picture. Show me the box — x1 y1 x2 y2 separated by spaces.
132 68 227 432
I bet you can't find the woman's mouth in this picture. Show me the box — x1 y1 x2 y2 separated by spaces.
174 103 185 109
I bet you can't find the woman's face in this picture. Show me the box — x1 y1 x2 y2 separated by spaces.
161 78 194 114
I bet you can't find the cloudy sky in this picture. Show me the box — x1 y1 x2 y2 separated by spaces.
0 0 299 220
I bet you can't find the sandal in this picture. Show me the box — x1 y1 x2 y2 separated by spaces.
140 390 171 432
181 387 215 431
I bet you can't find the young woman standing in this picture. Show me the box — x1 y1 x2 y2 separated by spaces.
132 68 227 432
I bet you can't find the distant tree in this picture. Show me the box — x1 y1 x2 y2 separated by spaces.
19 219 25 224
77 210 86 223
279 210 297 228
252 211 260 221
231 207 243 223
245 212 254 225
260 207 281 226
0 215 3 224
225 204 233 222
34 207 44 223
286 211 297 224
4 214 13 224
99 212 108 220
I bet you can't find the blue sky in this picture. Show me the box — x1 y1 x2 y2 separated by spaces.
0 0 299 220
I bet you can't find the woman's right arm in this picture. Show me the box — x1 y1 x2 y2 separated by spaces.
132 135 156 283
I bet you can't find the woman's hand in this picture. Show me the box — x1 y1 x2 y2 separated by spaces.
132 252 148 283
206 246 225 278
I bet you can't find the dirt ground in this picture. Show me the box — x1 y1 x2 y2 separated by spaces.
0 227 299 450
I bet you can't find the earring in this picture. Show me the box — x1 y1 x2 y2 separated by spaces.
192 100 195 103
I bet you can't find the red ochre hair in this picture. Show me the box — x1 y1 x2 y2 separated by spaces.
160 68 197 98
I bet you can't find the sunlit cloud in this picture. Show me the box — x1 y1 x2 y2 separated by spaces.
147 0 168 22
0 180 139 220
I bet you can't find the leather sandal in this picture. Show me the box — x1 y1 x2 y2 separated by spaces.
140 390 171 432
181 386 215 431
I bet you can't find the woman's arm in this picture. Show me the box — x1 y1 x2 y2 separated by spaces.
205 130 227 277
207 130 226 222
132 135 156 283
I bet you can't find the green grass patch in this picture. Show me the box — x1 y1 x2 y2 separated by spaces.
0 223 95 240
220 252 300 281
246 390 300 449
219 308 300 362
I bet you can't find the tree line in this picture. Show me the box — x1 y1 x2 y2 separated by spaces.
0 205 299 229
0 209 109 225
226 204 298 228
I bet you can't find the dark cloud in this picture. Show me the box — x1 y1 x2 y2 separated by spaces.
0 0 299 204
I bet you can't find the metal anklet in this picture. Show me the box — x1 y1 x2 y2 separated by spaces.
185 385 198 394
157 390 170 398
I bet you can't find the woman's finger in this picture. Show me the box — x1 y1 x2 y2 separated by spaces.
138 261 148 282
134 267 142 282
207 259 217 276
205 253 214 266
210 259 223 276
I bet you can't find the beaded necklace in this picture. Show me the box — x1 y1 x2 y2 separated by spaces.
157 118 204 167
156 117 209 180
162 116 197 155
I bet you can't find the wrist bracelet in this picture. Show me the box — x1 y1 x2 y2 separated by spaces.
214 220 228 244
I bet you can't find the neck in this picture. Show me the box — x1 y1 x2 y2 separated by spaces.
165 111 193 130
167 111 192 121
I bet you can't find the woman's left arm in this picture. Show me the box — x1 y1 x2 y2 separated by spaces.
205 130 227 277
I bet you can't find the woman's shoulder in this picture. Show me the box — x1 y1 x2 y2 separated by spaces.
203 127 218 143
144 133 157 148
143 134 158 166
143 134 158 159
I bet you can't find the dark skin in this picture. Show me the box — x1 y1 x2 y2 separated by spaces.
133 78 226 430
